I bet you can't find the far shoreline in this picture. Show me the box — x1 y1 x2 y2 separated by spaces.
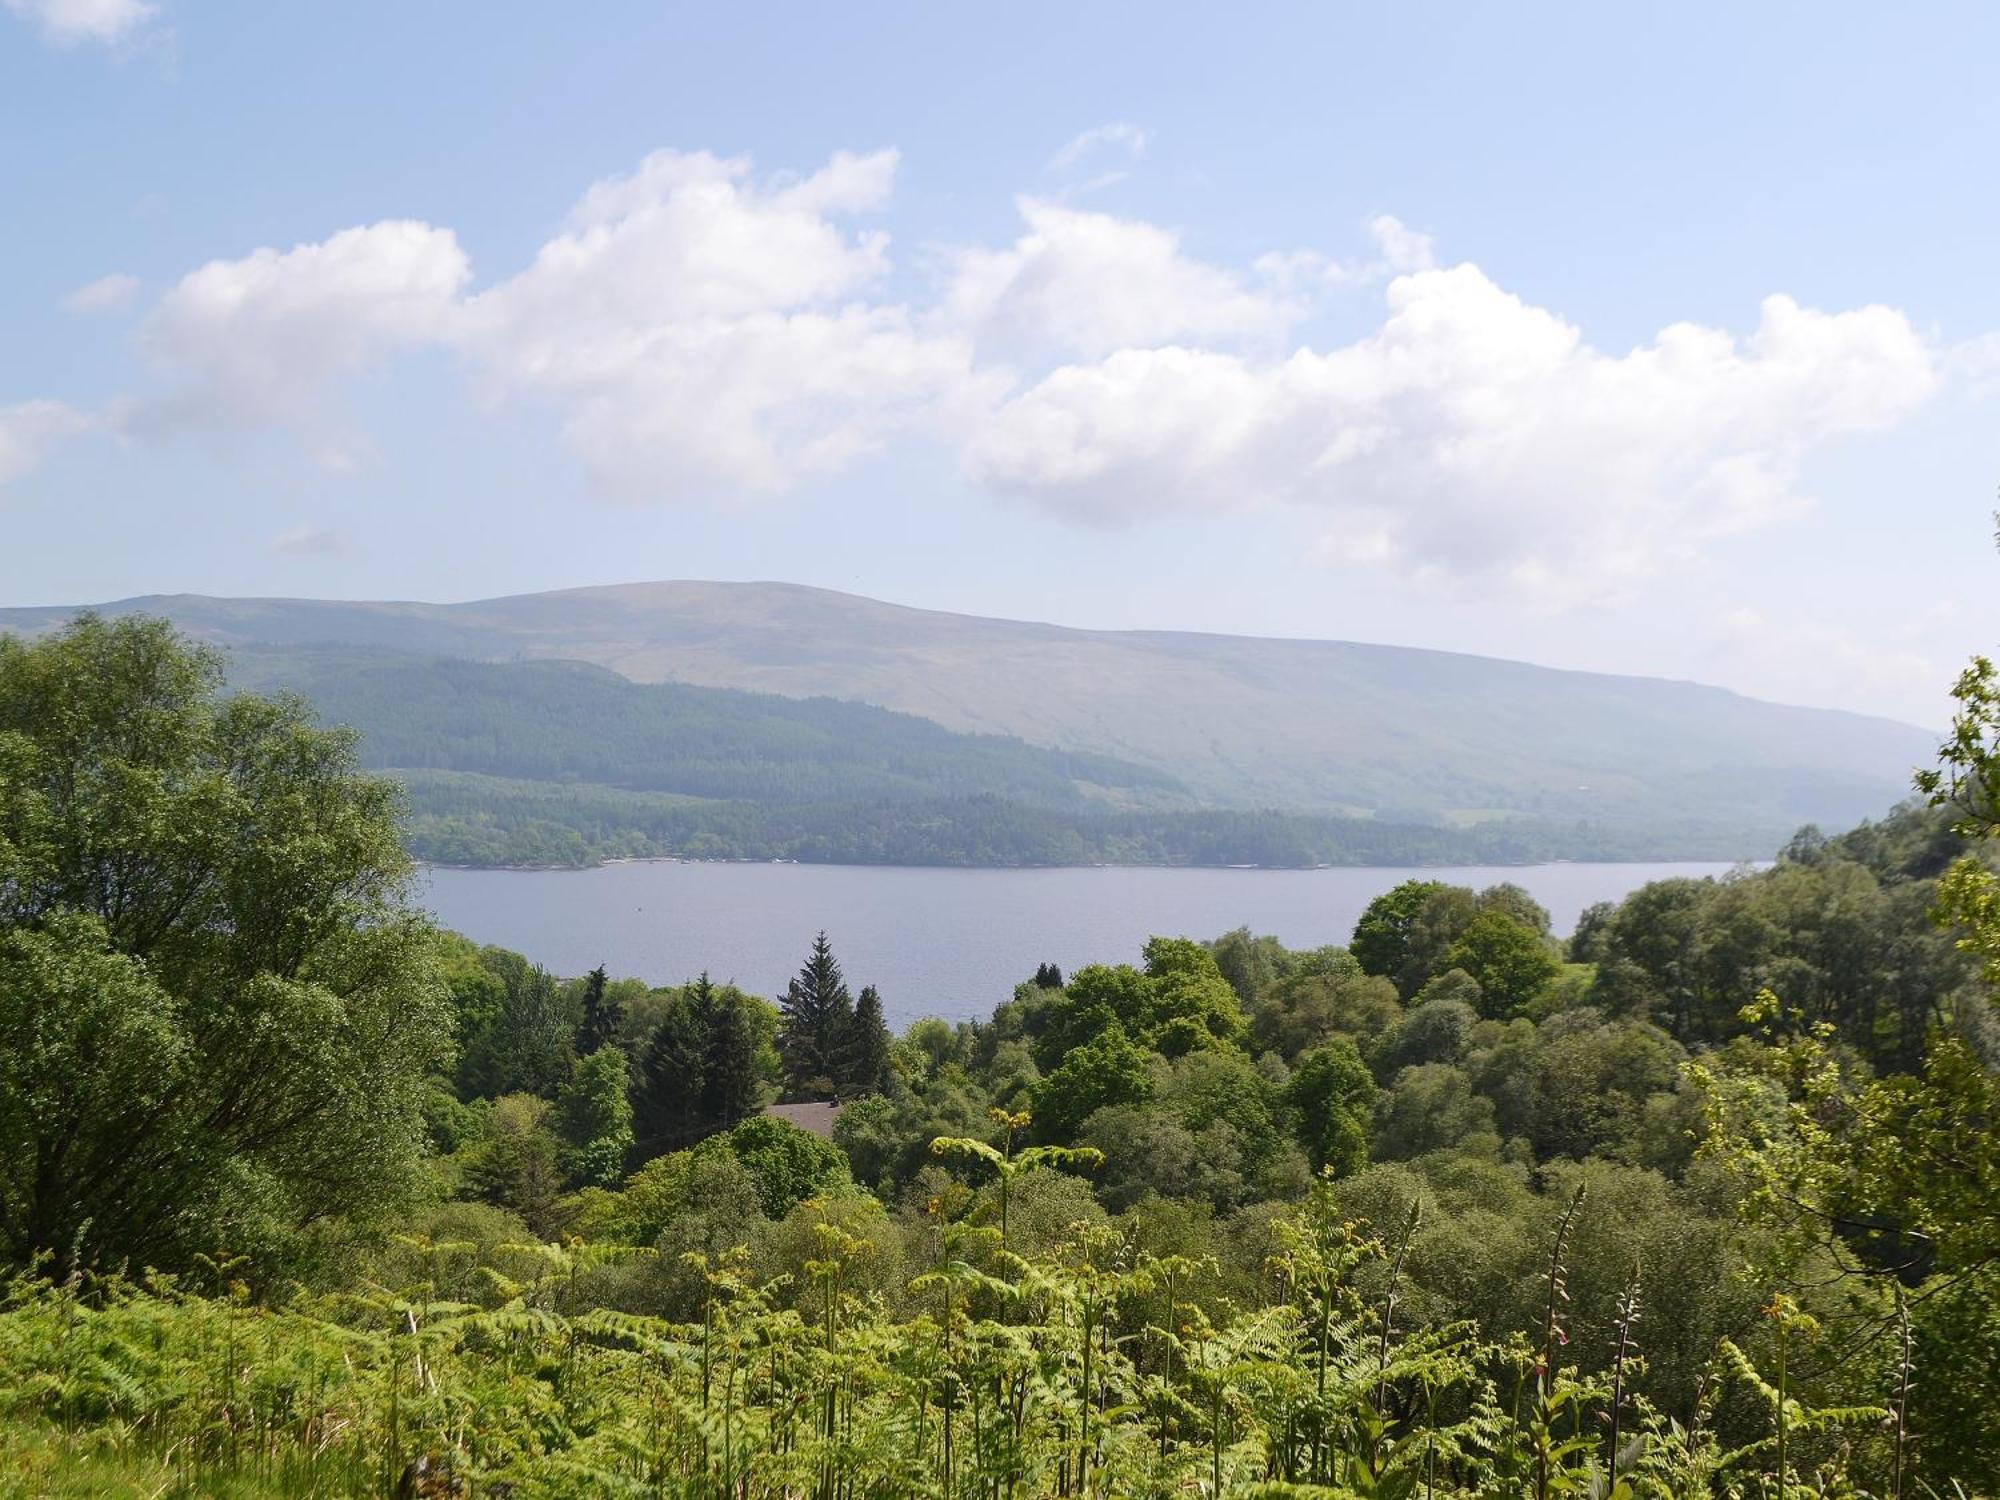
415 852 1764 876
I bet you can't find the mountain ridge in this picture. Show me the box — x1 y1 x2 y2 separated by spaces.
4 577 1934 726
0 581 1936 858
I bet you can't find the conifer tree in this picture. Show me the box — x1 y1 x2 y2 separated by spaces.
633 985 709 1152
701 990 762 1128
779 931 854 1099
576 963 618 1056
845 984 892 1094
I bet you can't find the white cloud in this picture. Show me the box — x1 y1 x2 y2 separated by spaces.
1254 214 1437 294
944 198 1296 360
1047 122 1148 185
270 524 351 557
63 272 140 314
4 0 155 45
132 151 977 498
116 149 1952 605
139 220 469 439
965 264 1939 603
461 148 974 497
0 400 90 488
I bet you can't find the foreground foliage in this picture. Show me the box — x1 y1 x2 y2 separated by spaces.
0 1176 1931 1499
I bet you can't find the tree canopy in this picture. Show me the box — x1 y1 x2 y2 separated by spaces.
0 615 452 1272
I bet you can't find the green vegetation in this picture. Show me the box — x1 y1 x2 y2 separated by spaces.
395 768 1762 868
225 646 1186 809
2 614 1996 1495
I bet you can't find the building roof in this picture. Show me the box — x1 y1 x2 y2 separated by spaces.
763 1101 843 1139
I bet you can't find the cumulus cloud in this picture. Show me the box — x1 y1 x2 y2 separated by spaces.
965 265 1938 603
0 400 90 488
943 198 1297 361
1255 214 1437 295
134 151 980 497
118 147 1950 602
4 0 154 44
139 220 469 439
63 272 140 315
461 148 975 496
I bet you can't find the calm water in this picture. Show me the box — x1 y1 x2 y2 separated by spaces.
417 860 1743 1028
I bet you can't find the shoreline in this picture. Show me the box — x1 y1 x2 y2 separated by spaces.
416 853 1763 876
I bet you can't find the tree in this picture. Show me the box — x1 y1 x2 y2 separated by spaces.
1031 1024 1154 1143
462 1094 566 1236
555 1046 635 1187
1443 910 1560 1018
713 1115 850 1218
576 963 619 1056
634 984 711 1153
779 931 855 1099
700 988 763 1129
846 984 892 1094
0 615 453 1274
1287 1039 1377 1176
1351 879 1449 978
459 956 575 1100
1033 962 1065 989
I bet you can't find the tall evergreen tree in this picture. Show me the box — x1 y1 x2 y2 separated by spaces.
633 987 708 1153
845 984 892 1094
779 931 854 1099
701 991 762 1128
576 964 618 1056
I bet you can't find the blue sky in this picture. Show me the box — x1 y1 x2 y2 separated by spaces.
4 1 1996 727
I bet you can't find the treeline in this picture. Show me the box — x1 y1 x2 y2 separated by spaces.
5 616 2000 1495
400 770 1768 868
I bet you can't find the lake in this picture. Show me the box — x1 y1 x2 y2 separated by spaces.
417 860 1745 1027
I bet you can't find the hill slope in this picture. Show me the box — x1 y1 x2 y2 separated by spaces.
223 646 1186 808
0 582 1936 858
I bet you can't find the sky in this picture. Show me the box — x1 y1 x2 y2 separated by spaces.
3 2 1997 728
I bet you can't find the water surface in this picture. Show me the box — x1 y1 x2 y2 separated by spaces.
418 860 1743 1027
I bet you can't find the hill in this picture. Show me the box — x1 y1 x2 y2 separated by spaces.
0 582 1937 862
223 646 1185 809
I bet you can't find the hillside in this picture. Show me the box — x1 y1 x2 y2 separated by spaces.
0 582 1937 861
223 646 1185 808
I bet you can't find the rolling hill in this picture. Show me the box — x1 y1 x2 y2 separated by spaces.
0 582 1938 864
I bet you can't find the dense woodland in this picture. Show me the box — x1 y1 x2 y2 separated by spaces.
2 615 1998 1496
396 769 1731 870
222 645 1793 868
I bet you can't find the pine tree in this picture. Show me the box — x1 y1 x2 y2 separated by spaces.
701 991 761 1128
633 986 709 1153
779 931 854 1100
1034 962 1065 990
576 963 618 1056
845 984 892 1094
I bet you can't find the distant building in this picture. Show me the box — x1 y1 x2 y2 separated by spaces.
763 1100 843 1139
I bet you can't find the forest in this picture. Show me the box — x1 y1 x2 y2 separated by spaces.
2 615 1998 1496
218 644 1793 869
395 770 1722 871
